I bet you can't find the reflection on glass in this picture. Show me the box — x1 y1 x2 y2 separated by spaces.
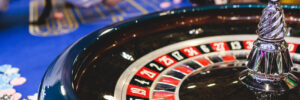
103 95 114 100
121 52 134 61
207 83 216 87
187 85 196 89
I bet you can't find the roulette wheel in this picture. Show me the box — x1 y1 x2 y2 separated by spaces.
38 0 300 100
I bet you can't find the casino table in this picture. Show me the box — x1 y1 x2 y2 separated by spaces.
2 0 300 100
0 0 192 99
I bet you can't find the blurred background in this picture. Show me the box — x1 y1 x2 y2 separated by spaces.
0 0 300 99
